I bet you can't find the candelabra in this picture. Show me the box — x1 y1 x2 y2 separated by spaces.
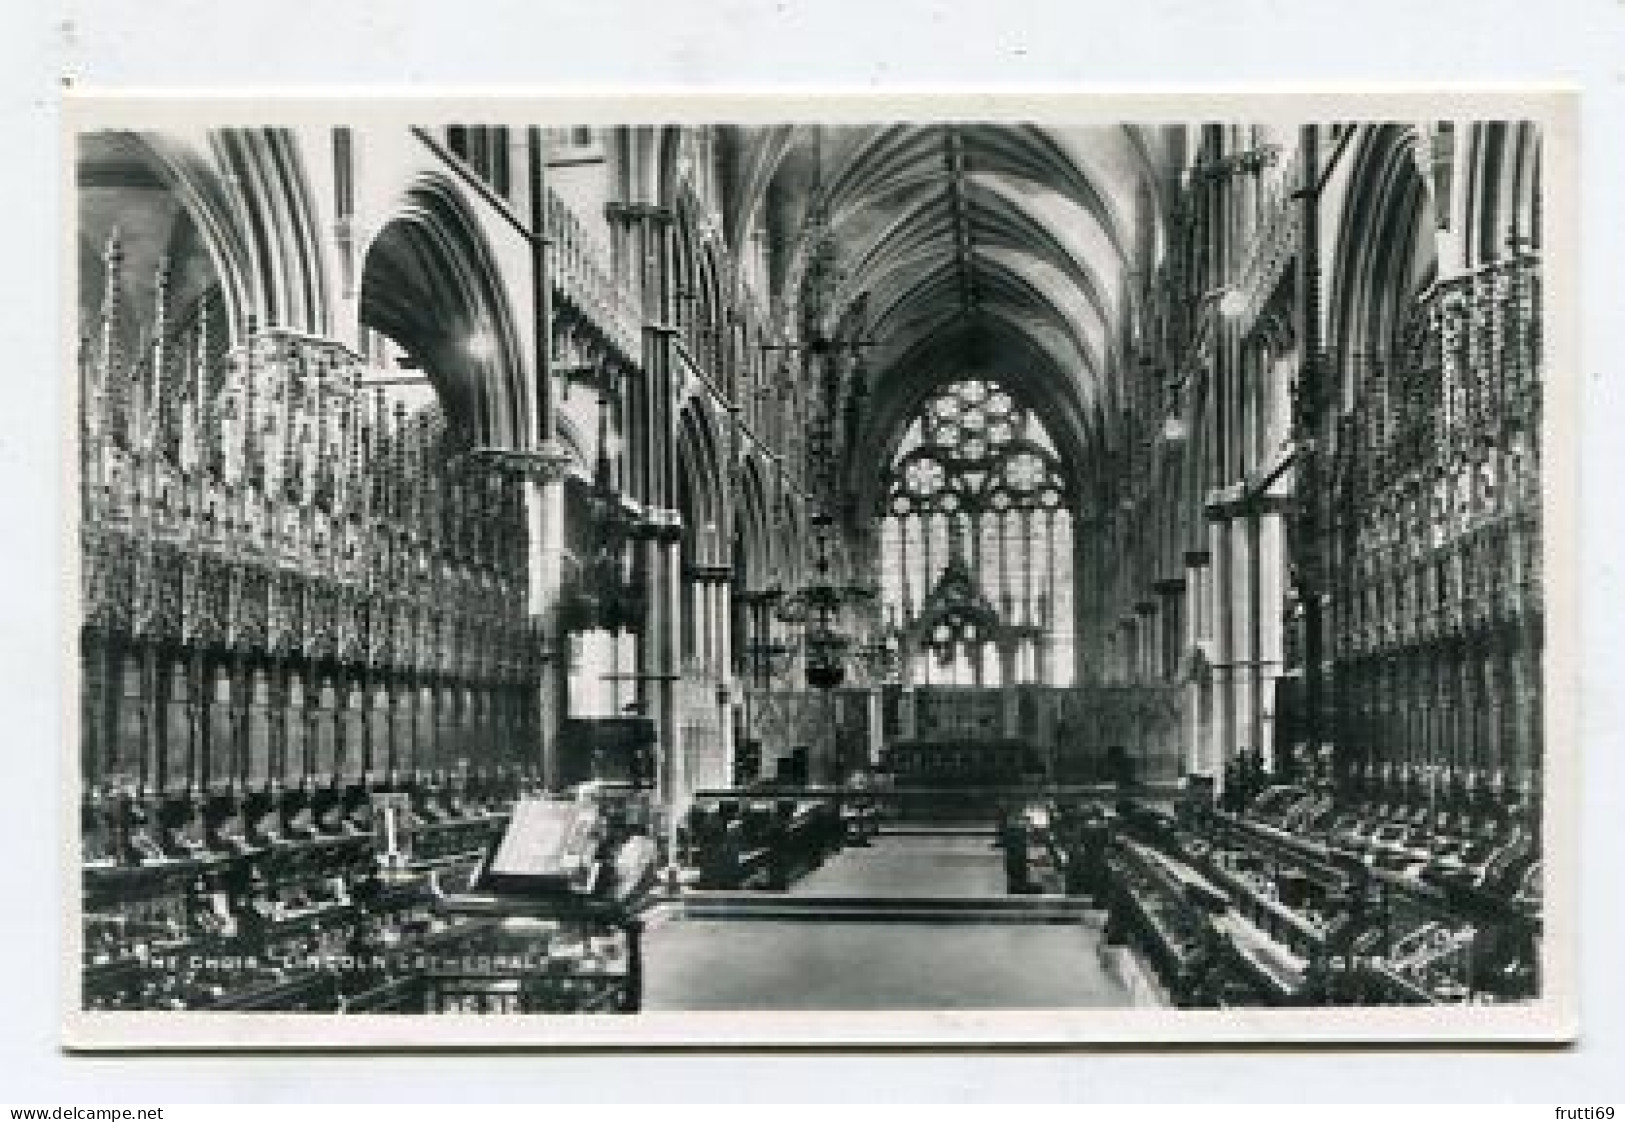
854 625 903 685
774 514 874 691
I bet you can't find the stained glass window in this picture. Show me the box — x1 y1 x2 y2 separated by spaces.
878 378 1076 686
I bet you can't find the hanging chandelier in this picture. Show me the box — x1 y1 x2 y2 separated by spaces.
740 587 796 682
803 624 851 691
775 513 874 690
745 634 796 681
800 208 842 355
793 128 850 358
854 624 903 684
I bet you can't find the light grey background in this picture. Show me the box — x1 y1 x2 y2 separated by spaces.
8 0 1624 1101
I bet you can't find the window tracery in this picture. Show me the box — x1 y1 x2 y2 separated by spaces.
878 378 1075 686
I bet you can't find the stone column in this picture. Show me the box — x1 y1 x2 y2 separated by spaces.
1255 501 1288 774
1229 511 1256 771
650 509 685 809
1423 649 1443 788
1000 641 1021 737
633 520 661 736
1073 515 1101 684
1112 617 1130 684
188 651 210 792
898 634 919 740
1442 647 1459 793
612 197 682 840
1205 485 1241 793
866 687 884 767
686 568 704 672
1151 576 1184 779
713 576 730 678
1182 551 1212 782
1525 621 1543 799
1154 577 1186 683
702 571 717 673
1459 647 1478 791
1484 640 1505 792
713 569 734 790
1136 599 1159 681
522 447 572 789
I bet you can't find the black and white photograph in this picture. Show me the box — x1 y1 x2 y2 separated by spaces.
64 96 1576 1047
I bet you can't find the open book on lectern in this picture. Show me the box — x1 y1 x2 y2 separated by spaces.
477 798 604 897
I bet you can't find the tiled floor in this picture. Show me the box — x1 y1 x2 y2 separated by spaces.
642 832 1129 1010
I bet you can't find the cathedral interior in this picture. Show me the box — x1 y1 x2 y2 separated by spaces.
75 120 1545 1015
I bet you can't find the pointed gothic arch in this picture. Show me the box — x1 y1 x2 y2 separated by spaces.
359 174 528 450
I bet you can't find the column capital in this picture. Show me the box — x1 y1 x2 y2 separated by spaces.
1203 482 1248 521
604 201 673 227
684 562 733 584
1134 599 1159 616
1183 548 1212 569
644 506 684 541
529 440 576 483
1252 492 1295 516
1204 482 1295 521
456 442 573 484
1153 576 1188 596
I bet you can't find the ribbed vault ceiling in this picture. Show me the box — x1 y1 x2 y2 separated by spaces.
731 124 1178 503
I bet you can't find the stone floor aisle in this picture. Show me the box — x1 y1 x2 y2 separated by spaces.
642 832 1131 1011
642 916 1129 1010
787 832 1010 898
